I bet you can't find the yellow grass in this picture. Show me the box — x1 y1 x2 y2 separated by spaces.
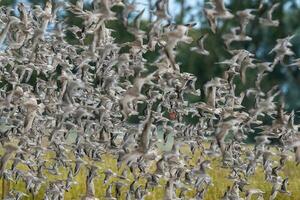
1 146 300 200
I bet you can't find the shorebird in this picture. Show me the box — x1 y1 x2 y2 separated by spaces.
190 34 210 56
0 1 298 199
259 3 280 27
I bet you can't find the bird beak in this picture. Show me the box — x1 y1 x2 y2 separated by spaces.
185 22 197 28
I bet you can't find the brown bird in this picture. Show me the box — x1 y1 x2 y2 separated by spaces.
259 3 280 27
190 34 210 56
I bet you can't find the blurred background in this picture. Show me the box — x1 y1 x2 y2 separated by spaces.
2 0 300 110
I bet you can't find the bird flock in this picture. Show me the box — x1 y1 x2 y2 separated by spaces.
0 0 299 199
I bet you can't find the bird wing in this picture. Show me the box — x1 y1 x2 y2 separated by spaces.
267 3 279 20
213 0 226 12
197 34 208 50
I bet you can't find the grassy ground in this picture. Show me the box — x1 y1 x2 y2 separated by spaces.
1 147 300 200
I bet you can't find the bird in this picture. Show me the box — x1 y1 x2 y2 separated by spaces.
105 184 116 200
279 177 291 195
211 0 234 19
73 157 86 176
236 9 256 35
103 169 117 184
245 188 264 200
0 1 298 200
0 144 19 177
254 135 278 146
288 58 300 69
203 7 217 33
259 3 280 27
290 140 300 165
190 34 210 56
269 35 295 67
